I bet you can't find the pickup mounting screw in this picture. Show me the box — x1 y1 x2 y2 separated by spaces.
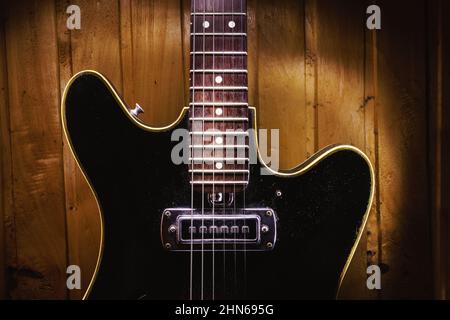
168 225 176 233
276 190 282 197
266 210 273 217
261 225 269 233
266 242 273 249
164 243 172 249
164 210 171 217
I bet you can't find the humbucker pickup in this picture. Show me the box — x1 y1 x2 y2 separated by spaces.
161 208 277 252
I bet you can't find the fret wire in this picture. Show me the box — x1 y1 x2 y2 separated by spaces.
189 102 248 106
190 117 248 121
190 181 249 185
191 13 247 16
191 33 247 36
190 86 248 90
190 51 247 55
189 169 249 173
189 0 249 188
189 0 195 304
190 69 248 73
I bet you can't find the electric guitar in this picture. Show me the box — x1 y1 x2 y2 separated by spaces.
62 0 374 300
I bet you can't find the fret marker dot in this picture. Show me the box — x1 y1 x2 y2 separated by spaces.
228 21 236 29
215 137 223 145
216 162 223 170
215 75 223 84
203 21 210 29
215 108 223 116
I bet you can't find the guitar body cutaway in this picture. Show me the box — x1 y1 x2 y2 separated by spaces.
62 71 374 300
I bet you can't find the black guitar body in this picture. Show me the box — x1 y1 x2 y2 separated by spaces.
62 71 374 300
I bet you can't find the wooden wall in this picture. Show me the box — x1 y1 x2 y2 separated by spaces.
0 0 447 299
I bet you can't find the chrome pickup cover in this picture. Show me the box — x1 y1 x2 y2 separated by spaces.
161 208 277 252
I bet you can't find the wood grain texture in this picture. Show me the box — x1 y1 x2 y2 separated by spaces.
427 0 446 299
377 0 432 298
430 0 450 299
1 7 19 301
125 0 185 126
0 13 11 300
315 0 366 149
56 0 80 300
443 0 450 299
304 0 318 157
364 23 381 300
312 0 368 299
428 0 450 299
253 0 308 169
120 0 135 108
4 0 68 299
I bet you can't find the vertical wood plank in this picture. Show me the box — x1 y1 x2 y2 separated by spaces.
364 20 381 300
440 0 450 300
1 3 18 301
304 0 318 156
254 0 308 169
62 0 123 299
0 11 12 300
315 0 366 149
70 0 123 86
428 0 450 300
55 0 79 300
312 0 368 298
4 0 68 299
377 0 432 298
427 0 447 299
123 0 185 126
120 0 135 107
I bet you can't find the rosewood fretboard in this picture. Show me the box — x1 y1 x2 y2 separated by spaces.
189 0 249 192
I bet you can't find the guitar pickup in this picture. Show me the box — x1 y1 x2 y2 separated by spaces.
161 208 277 252
178 215 259 243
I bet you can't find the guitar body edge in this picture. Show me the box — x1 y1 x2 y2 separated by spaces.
62 71 374 300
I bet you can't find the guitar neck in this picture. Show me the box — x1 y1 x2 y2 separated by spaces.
189 0 249 192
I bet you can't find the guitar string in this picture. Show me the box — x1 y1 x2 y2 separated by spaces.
211 0 216 301
218 3 223 302
222 2 228 296
191 0 250 300
231 0 238 296
190 0 197 301
190 0 251 300
241 0 248 297
201 1 207 301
